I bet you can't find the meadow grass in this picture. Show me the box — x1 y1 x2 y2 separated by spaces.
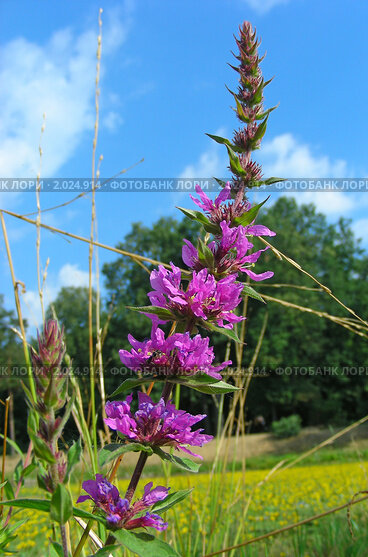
11 459 368 556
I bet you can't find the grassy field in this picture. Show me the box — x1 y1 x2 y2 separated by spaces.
10 456 368 556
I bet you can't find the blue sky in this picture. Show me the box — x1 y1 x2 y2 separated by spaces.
1 0 368 331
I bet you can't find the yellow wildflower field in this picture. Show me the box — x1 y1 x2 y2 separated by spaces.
12 460 368 556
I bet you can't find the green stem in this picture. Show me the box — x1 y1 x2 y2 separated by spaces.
73 518 93 557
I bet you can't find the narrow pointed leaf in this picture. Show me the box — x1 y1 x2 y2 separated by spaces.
152 447 200 472
232 196 270 227
114 530 181 557
0 435 23 459
241 285 265 303
185 380 240 394
110 376 162 398
152 489 193 514
255 105 278 121
225 145 246 177
126 306 176 321
50 484 73 524
1 499 107 525
261 176 285 185
200 320 241 343
177 207 220 234
205 133 233 148
252 115 269 142
99 443 153 467
197 238 215 269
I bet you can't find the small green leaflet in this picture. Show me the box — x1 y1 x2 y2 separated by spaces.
126 305 176 321
152 447 200 472
241 284 265 303
109 376 162 397
184 380 240 394
50 484 73 524
232 196 270 227
177 207 220 235
1 498 107 525
225 145 246 177
200 320 242 343
99 443 153 467
151 489 193 514
114 530 181 557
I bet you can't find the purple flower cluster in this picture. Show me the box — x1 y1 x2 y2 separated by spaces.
191 184 275 237
119 321 231 379
77 475 168 531
183 220 274 280
105 393 213 458
148 262 244 329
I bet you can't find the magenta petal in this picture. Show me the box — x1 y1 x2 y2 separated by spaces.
244 269 274 281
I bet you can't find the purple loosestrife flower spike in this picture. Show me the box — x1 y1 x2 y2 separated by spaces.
30 319 67 412
183 220 274 280
148 262 244 329
105 392 213 458
119 320 231 380
229 22 270 192
77 475 169 531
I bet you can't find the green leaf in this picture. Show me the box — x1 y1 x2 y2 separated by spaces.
0 435 23 459
109 376 161 398
232 196 270 227
152 489 193 514
30 435 57 464
180 372 220 386
200 320 241 343
152 447 200 473
49 542 64 557
254 105 278 121
206 133 243 153
23 461 37 479
64 439 82 483
13 459 23 485
126 305 176 321
50 484 73 524
197 238 215 270
114 530 181 557
1 498 52 513
185 380 240 394
225 145 246 177
241 284 265 303
91 546 122 557
4 479 15 501
177 207 220 235
99 443 153 467
1 499 107 525
261 176 285 185
213 177 228 188
252 115 269 143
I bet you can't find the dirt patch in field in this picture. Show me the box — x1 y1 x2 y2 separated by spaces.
5 425 368 475
198 424 368 462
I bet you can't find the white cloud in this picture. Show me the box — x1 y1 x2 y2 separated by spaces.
58 263 92 288
0 5 131 178
241 0 291 15
259 133 358 215
102 111 124 132
260 133 347 178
